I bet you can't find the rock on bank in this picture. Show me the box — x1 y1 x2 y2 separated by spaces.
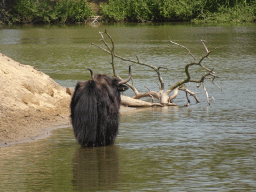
0 53 71 147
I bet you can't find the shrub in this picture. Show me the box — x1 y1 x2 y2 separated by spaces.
100 0 127 21
68 0 94 22
101 0 206 22
8 0 94 24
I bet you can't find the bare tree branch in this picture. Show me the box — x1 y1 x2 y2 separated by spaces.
160 39 218 105
202 82 210 105
91 30 220 107
211 77 222 91
99 29 116 76
91 29 168 99
169 37 196 61
145 86 155 103
178 86 200 104
201 40 209 53
168 88 179 103
184 91 190 107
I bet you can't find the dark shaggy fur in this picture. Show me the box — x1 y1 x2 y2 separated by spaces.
70 72 129 147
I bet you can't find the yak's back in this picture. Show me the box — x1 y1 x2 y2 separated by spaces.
71 80 99 146
70 75 121 147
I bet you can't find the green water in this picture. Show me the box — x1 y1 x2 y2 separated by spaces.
0 23 256 191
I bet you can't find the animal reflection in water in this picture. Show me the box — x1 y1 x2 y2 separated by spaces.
72 146 120 190
71 66 131 147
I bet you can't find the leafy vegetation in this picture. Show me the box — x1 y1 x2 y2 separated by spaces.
194 0 256 23
100 0 256 22
1 0 255 24
2 0 94 24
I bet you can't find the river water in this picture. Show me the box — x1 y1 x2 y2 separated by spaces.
0 23 256 191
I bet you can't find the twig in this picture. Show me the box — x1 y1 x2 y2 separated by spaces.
201 40 209 53
185 91 190 104
202 82 210 105
169 38 196 61
145 86 155 103
99 32 111 51
179 87 200 104
99 29 116 76
211 77 222 91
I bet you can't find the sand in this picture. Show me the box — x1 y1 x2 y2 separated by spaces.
0 53 136 147
0 53 73 147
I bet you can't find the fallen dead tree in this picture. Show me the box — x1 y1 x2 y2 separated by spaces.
91 29 221 107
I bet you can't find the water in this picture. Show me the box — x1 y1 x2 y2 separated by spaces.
0 23 256 191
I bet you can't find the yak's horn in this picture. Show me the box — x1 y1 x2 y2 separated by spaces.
87 68 94 79
119 65 131 84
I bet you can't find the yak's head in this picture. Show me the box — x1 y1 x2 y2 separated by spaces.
87 66 131 96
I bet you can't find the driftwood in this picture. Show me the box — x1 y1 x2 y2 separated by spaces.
91 29 220 107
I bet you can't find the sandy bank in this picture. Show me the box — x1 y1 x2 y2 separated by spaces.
0 53 73 147
0 53 135 147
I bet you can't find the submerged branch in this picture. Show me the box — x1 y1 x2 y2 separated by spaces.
202 82 210 105
92 30 168 98
91 31 220 107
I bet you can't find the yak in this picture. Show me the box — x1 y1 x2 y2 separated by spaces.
70 66 131 147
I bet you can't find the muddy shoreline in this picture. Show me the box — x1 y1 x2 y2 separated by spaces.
1 119 71 147
0 106 135 148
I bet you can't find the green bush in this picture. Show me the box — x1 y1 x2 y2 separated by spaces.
158 0 194 21
100 0 127 21
54 0 72 23
12 0 39 23
101 0 208 22
8 0 94 24
100 0 256 22
194 0 256 23
69 0 94 22
3 0 256 24
125 0 150 21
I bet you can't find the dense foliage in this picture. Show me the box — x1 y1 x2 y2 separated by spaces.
1 0 255 24
100 0 256 22
2 0 94 24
